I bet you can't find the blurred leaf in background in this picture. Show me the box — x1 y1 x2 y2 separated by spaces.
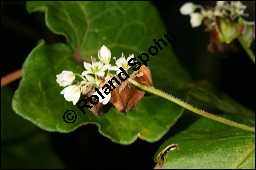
1 1 255 169
1 86 64 169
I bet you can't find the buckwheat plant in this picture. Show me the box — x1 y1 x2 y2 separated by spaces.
180 1 255 63
56 45 254 133
56 45 135 105
4 2 255 168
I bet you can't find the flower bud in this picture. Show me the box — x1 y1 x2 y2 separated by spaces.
180 2 197 15
98 45 111 64
190 13 204 28
56 70 75 87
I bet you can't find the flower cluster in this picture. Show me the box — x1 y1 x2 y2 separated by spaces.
180 1 255 54
56 45 134 105
56 45 153 116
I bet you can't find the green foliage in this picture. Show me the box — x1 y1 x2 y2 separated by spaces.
1 87 64 169
155 117 255 169
8 1 255 168
12 1 190 144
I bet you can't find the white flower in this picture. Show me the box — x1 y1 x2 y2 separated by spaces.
229 1 247 16
82 61 109 77
110 54 134 74
230 1 246 10
216 1 226 6
180 2 197 15
60 85 81 105
190 13 204 27
56 70 75 87
92 89 111 105
98 45 111 64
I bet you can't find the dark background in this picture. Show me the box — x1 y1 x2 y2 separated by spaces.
1 1 255 169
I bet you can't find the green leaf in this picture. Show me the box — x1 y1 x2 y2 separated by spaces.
1 86 37 142
154 117 255 169
12 1 191 144
1 86 64 169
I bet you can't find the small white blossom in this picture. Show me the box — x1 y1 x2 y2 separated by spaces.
98 45 111 64
229 1 247 16
92 89 111 105
190 13 204 27
60 85 81 105
230 1 246 10
57 46 137 108
216 1 226 6
82 61 109 77
56 70 75 87
180 2 197 15
111 53 134 74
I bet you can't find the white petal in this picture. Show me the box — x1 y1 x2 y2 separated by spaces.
72 90 81 105
115 57 127 67
180 2 196 15
62 71 75 82
60 86 69 94
95 71 105 77
127 54 134 62
63 86 74 101
98 45 111 64
61 85 81 105
190 13 203 27
101 64 110 71
82 70 92 76
102 93 111 105
116 70 121 75
92 89 111 105
56 71 75 87
108 66 119 71
83 62 92 71
56 74 64 86
92 61 104 71
216 1 226 6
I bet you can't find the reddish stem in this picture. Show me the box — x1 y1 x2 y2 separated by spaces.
1 69 22 87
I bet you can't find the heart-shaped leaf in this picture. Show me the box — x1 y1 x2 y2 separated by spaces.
12 1 191 144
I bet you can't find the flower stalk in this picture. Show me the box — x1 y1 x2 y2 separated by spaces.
128 78 255 133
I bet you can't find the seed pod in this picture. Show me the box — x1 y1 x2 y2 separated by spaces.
132 65 153 95
88 102 112 117
110 65 153 114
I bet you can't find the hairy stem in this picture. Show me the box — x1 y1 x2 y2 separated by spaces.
238 36 255 64
129 79 255 133
1 69 22 87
